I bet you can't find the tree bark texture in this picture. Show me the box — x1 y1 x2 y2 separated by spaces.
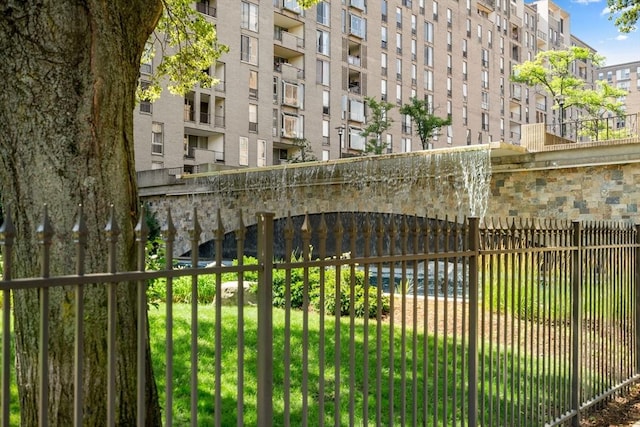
0 1 162 425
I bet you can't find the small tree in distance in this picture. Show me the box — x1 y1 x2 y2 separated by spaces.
399 97 452 150
289 137 318 163
511 47 627 140
361 96 395 154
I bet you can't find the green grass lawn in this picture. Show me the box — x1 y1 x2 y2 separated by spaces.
148 303 568 426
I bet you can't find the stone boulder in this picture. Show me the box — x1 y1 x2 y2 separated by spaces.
214 281 257 306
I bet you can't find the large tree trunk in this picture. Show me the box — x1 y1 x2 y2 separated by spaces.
0 1 162 425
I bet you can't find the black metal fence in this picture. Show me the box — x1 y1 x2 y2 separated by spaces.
0 208 638 426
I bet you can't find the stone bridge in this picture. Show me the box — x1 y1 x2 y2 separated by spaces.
140 130 640 256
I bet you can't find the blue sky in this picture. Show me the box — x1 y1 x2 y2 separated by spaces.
537 0 640 65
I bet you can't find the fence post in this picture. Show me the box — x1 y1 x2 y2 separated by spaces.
467 217 479 427
257 212 274 427
571 221 582 427
635 224 640 375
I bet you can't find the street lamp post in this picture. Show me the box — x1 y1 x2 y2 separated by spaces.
557 95 565 138
336 125 345 158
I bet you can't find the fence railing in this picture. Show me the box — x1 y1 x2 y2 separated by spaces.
545 112 639 143
0 208 638 426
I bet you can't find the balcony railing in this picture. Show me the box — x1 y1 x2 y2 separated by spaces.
196 2 216 17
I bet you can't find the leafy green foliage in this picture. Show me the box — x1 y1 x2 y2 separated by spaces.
147 251 389 318
399 97 452 150
361 97 395 154
511 47 626 121
607 0 640 33
139 0 319 101
139 0 229 101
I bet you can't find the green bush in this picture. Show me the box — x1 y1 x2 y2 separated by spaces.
147 251 388 319
315 269 390 318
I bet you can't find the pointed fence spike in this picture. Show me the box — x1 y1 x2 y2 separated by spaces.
191 207 202 238
334 212 344 234
72 204 88 241
284 211 295 240
163 208 177 242
318 212 328 238
236 210 246 240
349 213 358 236
213 208 224 241
135 204 150 240
301 212 312 236
37 204 54 243
105 204 121 238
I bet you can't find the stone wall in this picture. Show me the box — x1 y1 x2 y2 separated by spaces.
487 163 639 221
141 144 640 256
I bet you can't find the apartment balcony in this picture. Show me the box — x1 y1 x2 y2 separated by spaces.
477 0 494 13
184 147 225 164
274 62 304 80
274 30 304 51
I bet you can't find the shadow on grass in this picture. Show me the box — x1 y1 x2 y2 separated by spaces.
149 304 580 426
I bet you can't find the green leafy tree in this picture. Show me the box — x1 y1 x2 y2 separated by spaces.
0 1 318 425
289 138 318 163
511 47 627 139
399 97 452 150
607 0 640 33
360 96 395 154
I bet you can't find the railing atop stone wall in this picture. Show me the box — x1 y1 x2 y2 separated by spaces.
522 113 640 152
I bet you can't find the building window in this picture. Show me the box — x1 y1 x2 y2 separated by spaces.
481 92 489 110
401 137 411 152
349 127 365 150
241 2 259 32
396 33 402 54
424 21 433 43
140 42 153 74
381 26 388 49
317 30 330 55
322 90 330 114
249 104 258 132
282 113 301 138
322 119 330 145
424 69 433 91
240 35 258 64
425 45 433 67
239 136 249 166
249 70 258 99
402 114 412 134
139 82 152 114
151 122 163 155
316 60 330 85
432 1 438 20
349 99 365 122
317 1 330 26
282 81 299 106
350 14 366 38
481 113 489 131
381 52 388 75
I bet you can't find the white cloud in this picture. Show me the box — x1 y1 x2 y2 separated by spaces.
600 6 611 15
615 34 629 40
572 0 602 4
